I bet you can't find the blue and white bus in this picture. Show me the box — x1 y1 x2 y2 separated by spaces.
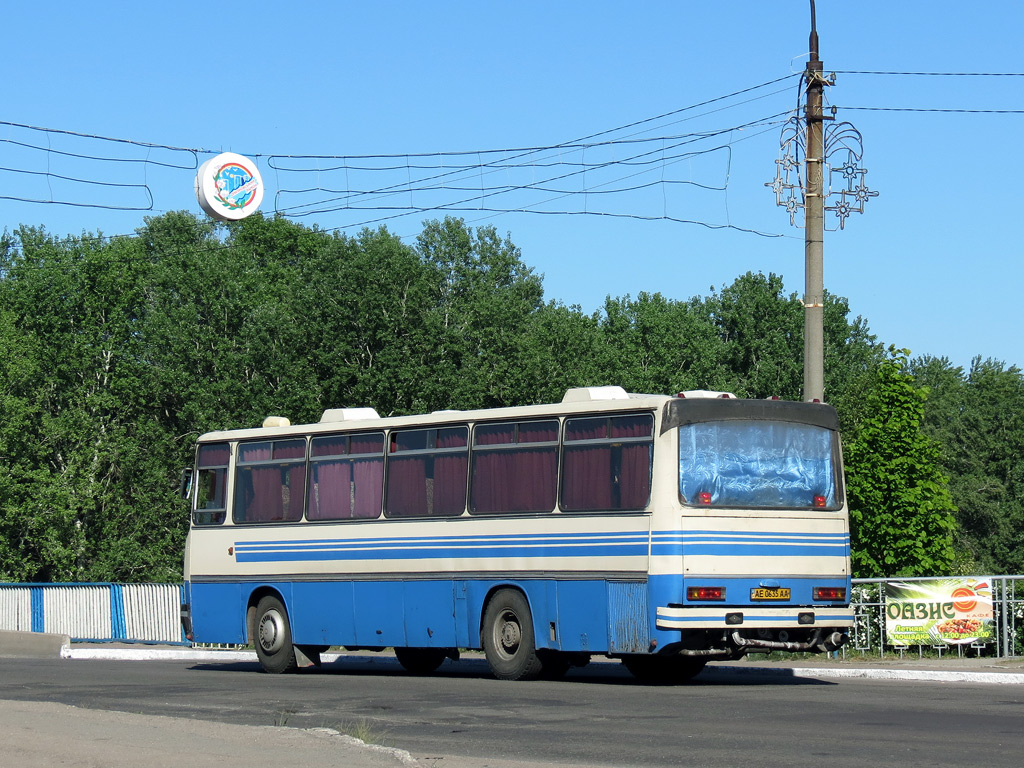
180 386 852 681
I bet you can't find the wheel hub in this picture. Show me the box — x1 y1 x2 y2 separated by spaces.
499 615 522 651
259 609 285 653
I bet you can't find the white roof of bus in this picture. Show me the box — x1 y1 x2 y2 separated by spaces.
194 387 729 443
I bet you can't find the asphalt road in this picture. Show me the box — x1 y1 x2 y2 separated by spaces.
2 654 1022 768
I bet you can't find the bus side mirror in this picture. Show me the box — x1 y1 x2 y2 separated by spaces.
179 468 194 500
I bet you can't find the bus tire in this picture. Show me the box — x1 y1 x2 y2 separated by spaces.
254 595 298 674
537 650 572 680
394 647 448 674
482 589 544 681
622 654 706 684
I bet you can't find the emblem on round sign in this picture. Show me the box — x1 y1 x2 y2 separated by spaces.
194 152 265 221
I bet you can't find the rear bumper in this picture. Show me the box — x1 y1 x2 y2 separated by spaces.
656 604 854 630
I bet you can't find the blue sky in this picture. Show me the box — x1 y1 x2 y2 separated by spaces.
3 2 1022 374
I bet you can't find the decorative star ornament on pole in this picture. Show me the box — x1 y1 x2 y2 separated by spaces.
767 113 878 230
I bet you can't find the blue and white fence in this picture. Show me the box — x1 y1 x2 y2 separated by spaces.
0 583 186 644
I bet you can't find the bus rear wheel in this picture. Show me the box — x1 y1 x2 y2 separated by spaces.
394 647 448 674
482 589 543 681
622 655 706 684
254 595 298 674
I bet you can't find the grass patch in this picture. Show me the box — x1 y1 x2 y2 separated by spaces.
274 708 297 727
336 717 390 746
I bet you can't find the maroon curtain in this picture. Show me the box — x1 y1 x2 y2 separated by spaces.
472 448 557 513
307 460 351 520
618 444 652 508
561 445 613 511
611 416 653 439
433 454 468 515
247 466 285 521
386 457 428 517
352 458 384 518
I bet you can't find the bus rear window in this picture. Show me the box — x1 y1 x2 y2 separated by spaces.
677 420 840 509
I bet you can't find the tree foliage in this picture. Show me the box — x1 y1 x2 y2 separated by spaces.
844 348 958 577
910 355 1024 573
0 211 1015 581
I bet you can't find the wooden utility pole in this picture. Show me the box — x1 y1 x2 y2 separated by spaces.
803 0 827 402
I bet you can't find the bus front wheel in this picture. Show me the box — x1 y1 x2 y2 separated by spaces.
482 589 543 681
254 595 298 674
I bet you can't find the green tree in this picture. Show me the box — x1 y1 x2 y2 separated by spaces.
415 217 546 409
821 294 885 434
599 292 727 395
515 301 606 404
696 272 804 399
0 226 187 581
844 348 958 577
911 355 1024 573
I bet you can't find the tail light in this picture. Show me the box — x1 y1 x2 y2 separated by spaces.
813 495 827 508
813 587 847 601
698 491 712 505
687 586 725 601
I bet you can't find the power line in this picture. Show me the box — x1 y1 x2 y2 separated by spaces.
834 70 1024 77
1 75 799 240
0 120 213 156
838 106 1024 114
273 112 791 220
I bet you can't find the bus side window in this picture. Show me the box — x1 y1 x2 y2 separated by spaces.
234 439 306 524
308 432 385 520
386 426 468 518
561 414 653 512
470 420 558 514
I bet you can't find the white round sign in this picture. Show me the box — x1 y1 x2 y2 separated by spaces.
194 152 265 221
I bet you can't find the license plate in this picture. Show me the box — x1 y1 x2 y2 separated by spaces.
751 587 791 601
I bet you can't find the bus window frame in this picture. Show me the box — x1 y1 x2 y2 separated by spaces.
193 442 231 527
468 418 560 515
675 419 845 511
307 431 386 522
559 412 655 514
384 425 470 519
232 437 309 525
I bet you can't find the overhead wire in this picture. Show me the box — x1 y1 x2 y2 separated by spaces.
1 75 800 243
12 67 1023 251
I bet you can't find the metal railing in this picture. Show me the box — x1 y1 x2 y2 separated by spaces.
0 583 186 644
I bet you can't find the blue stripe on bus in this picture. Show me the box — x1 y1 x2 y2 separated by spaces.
651 530 849 558
235 543 649 563
235 531 649 548
231 529 849 563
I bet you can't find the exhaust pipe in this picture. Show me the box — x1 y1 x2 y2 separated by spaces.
729 629 849 654
817 631 848 653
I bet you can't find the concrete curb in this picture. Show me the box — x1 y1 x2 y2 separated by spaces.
0 630 70 658
69 647 261 662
